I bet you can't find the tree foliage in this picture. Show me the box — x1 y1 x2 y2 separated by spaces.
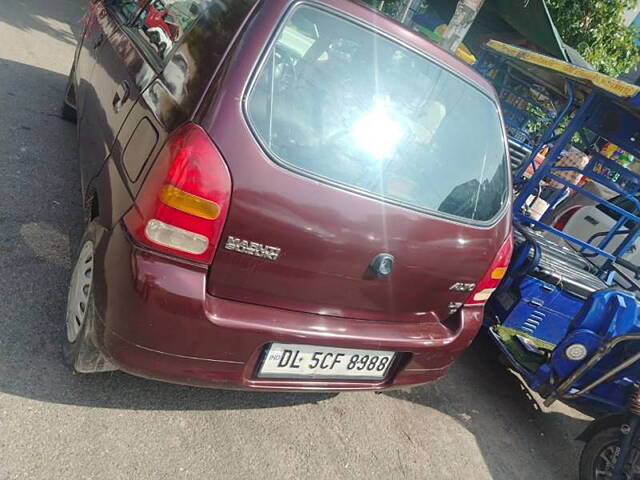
366 0 640 77
546 0 640 77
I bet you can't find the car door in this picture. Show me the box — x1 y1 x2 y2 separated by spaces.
78 0 158 190
74 1 111 119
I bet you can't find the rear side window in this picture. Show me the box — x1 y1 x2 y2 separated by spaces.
246 5 508 223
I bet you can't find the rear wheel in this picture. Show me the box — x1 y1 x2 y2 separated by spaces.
579 426 640 480
61 64 77 123
63 222 115 373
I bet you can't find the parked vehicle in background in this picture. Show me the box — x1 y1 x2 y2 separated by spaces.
61 0 511 391
142 1 180 56
553 192 640 287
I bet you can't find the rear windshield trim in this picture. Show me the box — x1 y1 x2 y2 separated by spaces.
242 1 511 228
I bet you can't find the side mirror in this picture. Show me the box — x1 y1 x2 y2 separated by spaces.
189 2 201 15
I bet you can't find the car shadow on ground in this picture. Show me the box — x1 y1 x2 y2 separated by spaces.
386 335 592 479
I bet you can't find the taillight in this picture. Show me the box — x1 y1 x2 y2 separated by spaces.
464 234 513 306
551 206 582 231
123 123 232 264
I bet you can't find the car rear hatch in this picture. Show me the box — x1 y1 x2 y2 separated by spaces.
204 3 511 323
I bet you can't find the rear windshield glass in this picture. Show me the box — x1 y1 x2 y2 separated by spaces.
246 5 508 222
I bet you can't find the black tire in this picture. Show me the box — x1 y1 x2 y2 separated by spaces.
61 64 77 123
579 425 640 480
62 298 97 372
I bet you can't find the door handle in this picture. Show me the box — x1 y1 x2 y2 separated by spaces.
93 33 106 50
584 215 599 225
112 81 130 113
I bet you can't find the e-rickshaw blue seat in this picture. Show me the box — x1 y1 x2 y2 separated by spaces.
490 228 608 349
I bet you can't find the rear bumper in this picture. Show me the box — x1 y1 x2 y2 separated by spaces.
91 223 483 391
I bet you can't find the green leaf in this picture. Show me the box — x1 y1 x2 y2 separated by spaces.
548 0 640 77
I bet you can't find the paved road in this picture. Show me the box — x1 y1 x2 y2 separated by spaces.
0 2 590 479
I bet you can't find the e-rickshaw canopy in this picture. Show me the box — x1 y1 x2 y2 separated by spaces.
484 40 640 282
486 40 640 109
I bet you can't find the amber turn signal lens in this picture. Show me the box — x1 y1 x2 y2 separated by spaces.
160 185 221 220
490 267 507 280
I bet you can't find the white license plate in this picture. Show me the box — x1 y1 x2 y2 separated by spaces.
258 343 396 380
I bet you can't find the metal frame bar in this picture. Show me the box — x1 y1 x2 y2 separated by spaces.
588 215 627 257
475 51 573 181
514 81 575 181
513 91 640 268
586 154 640 194
514 92 595 212
517 171 640 265
581 228 631 258
544 173 640 220
498 85 556 120
513 213 618 260
544 333 640 407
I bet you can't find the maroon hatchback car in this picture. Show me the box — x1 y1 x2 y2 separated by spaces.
62 0 512 391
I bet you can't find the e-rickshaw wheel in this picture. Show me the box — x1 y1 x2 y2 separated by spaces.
579 425 640 480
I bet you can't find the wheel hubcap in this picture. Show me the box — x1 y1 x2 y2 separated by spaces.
66 241 94 343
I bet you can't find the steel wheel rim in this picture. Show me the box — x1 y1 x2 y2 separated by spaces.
66 241 94 343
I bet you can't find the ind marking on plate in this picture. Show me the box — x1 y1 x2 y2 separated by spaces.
225 236 281 261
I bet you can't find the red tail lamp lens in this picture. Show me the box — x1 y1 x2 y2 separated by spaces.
124 124 232 264
464 234 513 306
